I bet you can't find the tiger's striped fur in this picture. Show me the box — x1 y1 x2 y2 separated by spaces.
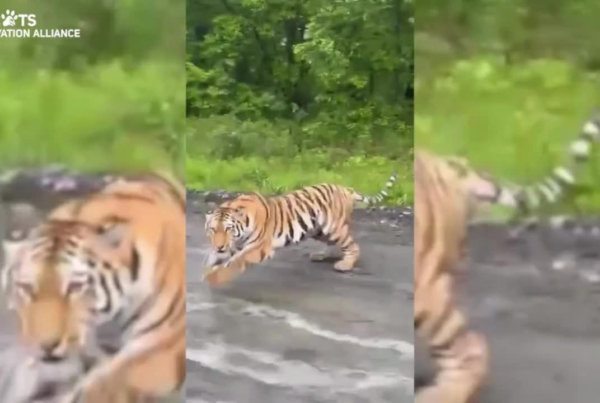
203 174 398 285
2 173 186 403
415 149 490 403
514 114 599 212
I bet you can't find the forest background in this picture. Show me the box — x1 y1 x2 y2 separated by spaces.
186 0 414 204
417 0 600 212
0 0 185 178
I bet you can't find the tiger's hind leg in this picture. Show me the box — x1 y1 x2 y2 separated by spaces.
416 331 488 403
309 232 338 262
328 224 360 272
416 274 489 403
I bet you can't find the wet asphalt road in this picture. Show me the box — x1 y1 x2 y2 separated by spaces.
5 183 598 402
185 194 415 403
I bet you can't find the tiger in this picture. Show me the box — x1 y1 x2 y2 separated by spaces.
415 148 491 403
202 174 398 286
414 114 599 403
1 172 186 403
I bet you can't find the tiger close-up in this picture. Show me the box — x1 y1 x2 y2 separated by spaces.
202 174 398 286
1 172 186 403
415 114 599 403
415 149 493 403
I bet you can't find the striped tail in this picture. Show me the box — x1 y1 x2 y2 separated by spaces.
353 173 398 204
513 113 600 213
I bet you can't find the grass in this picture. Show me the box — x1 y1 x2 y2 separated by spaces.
416 56 600 214
186 153 412 206
186 115 413 206
0 61 185 178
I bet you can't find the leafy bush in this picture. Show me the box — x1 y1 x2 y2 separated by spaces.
0 0 185 177
0 62 184 175
186 116 297 160
186 0 413 204
417 0 600 70
186 115 413 205
187 114 410 161
186 153 412 206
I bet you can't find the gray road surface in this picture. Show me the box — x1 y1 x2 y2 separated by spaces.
185 193 415 403
417 221 600 403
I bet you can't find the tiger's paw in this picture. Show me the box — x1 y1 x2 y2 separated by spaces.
202 265 241 287
333 260 355 272
204 251 231 268
415 387 445 403
59 359 115 403
59 383 87 403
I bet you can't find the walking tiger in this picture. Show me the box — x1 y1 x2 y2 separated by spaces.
203 174 398 286
415 113 599 402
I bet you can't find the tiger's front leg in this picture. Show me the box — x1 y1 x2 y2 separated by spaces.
202 250 245 286
415 272 489 403
59 366 125 403
59 376 138 403
204 249 233 268
61 328 184 403
202 246 238 285
203 243 273 286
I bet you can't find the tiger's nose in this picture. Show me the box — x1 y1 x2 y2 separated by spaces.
216 246 226 253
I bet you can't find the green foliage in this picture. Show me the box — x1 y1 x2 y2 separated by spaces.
418 1 600 213
187 0 413 203
0 63 184 173
416 57 600 212
187 115 412 204
186 116 297 160
186 153 412 206
0 0 185 177
187 114 410 160
417 0 600 71
0 0 184 69
188 0 413 125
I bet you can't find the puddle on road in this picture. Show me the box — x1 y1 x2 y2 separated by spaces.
187 341 411 392
187 298 414 358
186 294 414 399
186 235 413 401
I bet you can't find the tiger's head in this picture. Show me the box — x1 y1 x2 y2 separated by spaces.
6 173 185 363
444 155 518 210
8 219 131 363
204 194 265 260
205 206 247 256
